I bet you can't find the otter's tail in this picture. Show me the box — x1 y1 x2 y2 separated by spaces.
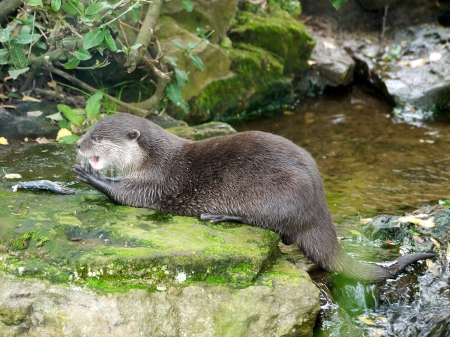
329 246 435 281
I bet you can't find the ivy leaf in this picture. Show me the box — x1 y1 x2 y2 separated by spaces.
58 134 80 144
46 112 64 121
175 68 188 87
85 92 103 118
171 39 187 50
196 27 206 39
189 53 204 71
83 28 106 50
330 0 347 10
12 33 40 45
178 100 190 113
181 0 193 12
8 68 29 80
75 47 92 61
10 43 27 68
27 0 43 6
0 26 13 43
0 49 8 65
61 0 78 15
164 56 177 67
85 2 104 15
166 83 183 105
57 104 84 127
51 0 61 11
104 31 117 51
62 57 80 69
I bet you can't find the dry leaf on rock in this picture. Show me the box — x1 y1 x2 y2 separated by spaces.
4 173 22 179
0 137 8 145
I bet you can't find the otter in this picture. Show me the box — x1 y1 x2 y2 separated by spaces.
73 113 434 281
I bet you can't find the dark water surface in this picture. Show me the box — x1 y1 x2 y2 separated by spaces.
235 87 450 236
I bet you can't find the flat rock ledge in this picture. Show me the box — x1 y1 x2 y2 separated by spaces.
0 144 320 337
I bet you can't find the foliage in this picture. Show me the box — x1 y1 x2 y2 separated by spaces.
46 91 104 143
0 0 205 117
164 28 214 113
273 0 302 15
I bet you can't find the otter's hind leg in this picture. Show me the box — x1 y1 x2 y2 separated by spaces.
200 213 243 224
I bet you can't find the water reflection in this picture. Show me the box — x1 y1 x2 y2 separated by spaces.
235 87 450 235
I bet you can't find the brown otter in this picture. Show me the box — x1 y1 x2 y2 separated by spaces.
73 113 434 281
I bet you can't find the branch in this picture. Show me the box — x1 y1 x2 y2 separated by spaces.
0 0 22 21
45 66 155 117
127 0 164 73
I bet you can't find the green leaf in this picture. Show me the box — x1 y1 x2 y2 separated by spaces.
390 45 402 59
104 31 117 51
175 68 188 87
27 0 43 6
131 7 139 23
62 57 80 69
171 39 187 50
85 2 104 15
83 28 106 50
75 47 92 61
59 119 71 130
58 134 80 144
58 104 85 127
439 199 450 206
130 43 142 51
46 112 64 121
0 49 8 65
330 0 347 10
166 83 183 105
35 41 47 50
61 0 78 15
86 92 103 118
12 33 40 44
178 99 190 113
182 0 193 12
10 43 27 68
164 56 177 67
189 53 204 71
51 0 61 11
196 27 206 39
187 42 199 49
0 26 13 43
8 68 29 80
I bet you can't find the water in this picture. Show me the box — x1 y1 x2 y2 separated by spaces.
235 87 450 336
235 87 450 236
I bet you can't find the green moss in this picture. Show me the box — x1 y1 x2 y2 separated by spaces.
10 231 49 250
230 7 315 74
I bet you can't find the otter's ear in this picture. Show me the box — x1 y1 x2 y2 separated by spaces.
127 129 140 140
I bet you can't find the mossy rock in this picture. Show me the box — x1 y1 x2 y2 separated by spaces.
229 8 315 75
186 43 294 123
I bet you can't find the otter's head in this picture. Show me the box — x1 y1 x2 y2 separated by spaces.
76 116 147 173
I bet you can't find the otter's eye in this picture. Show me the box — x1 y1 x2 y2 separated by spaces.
92 136 100 142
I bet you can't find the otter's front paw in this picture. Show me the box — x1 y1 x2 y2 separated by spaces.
73 164 112 194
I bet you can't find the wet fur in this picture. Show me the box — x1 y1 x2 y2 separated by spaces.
74 113 434 281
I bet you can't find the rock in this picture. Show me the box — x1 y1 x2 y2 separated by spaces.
161 0 240 43
155 16 234 103
229 7 315 75
166 122 237 140
0 102 60 140
0 143 320 336
0 259 319 337
186 43 293 123
349 23 450 121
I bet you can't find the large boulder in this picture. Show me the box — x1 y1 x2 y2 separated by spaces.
0 143 320 336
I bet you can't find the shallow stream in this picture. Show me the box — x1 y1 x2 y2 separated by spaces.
235 87 450 235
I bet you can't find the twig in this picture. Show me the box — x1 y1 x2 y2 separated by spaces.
45 66 155 116
127 0 164 73
381 5 389 38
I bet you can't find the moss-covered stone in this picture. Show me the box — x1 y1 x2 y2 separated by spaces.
166 122 237 140
229 5 315 75
187 43 294 123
